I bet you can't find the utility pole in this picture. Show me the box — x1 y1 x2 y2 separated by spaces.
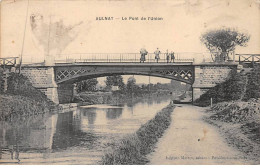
19 0 30 74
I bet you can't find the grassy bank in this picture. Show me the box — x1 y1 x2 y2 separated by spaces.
203 99 260 163
101 104 175 165
0 72 56 121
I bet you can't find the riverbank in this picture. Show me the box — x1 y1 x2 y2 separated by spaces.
203 99 260 163
101 103 175 165
0 72 56 121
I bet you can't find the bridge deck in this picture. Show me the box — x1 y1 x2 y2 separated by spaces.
54 62 194 66
21 61 239 67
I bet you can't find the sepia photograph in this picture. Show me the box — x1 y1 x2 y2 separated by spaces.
0 0 259 165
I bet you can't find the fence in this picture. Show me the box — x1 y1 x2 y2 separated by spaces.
0 57 19 69
236 54 260 64
5 52 258 65
54 53 198 64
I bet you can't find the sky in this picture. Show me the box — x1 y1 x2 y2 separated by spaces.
1 0 260 84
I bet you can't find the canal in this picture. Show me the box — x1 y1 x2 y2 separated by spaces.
0 96 171 164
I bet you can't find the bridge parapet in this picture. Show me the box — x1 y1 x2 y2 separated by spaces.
54 52 194 64
0 57 19 69
236 54 260 67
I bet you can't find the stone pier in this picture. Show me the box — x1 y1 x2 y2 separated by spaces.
21 66 59 104
192 64 237 101
57 83 76 104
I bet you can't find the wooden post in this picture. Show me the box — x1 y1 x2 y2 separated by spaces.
3 59 5 70
192 87 194 104
252 55 255 68
232 51 235 62
210 97 213 108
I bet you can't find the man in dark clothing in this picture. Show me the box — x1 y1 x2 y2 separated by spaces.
140 48 148 63
170 51 175 63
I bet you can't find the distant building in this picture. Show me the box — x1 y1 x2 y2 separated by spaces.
111 86 119 91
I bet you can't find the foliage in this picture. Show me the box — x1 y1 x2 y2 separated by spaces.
75 76 190 104
200 28 250 61
194 73 246 106
126 76 137 92
243 65 260 101
209 100 260 123
76 78 98 93
105 75 125 91
6 73 54 105
0 68 4 93
0 94 51 121
0 73 56 121
194 66 260 106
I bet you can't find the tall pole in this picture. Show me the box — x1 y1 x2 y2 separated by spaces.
46 15 52 65
149 76 151 94
19 0 30 74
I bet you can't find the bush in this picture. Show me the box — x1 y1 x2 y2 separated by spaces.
194 65 260 106
0 94 51 121
0 72 56 120
6 73 53 105
209 100 260 123
243 65 260 101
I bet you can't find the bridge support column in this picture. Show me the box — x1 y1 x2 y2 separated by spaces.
192 88 209 101
57 83 76 104
21 67 59 104
192 64 237 101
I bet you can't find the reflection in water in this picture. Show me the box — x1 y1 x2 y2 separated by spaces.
52 111 98 150
0 96 171 164
106 108 123 120
0 113 57 162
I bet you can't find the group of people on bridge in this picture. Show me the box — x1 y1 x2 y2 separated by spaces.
140 48 175 63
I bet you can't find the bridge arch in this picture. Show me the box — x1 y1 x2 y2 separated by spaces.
56 71 193 85
54 64 194 103
54 64 194 85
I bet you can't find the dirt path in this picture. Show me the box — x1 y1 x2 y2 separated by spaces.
148 105 254 165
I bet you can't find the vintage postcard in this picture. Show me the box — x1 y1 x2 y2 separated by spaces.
0 0 259 165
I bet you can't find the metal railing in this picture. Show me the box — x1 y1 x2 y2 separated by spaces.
0 57 19 68
6 52 259 65
54 53 195 64
236 54 260 64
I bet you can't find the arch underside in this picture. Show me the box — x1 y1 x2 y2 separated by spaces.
55 69 194 85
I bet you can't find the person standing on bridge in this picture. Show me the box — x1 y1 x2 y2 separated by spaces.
154 48 161 63
170 51 175 63
140 48 148 63
166 49 170 63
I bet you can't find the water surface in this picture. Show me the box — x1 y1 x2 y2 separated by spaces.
0 97 170 164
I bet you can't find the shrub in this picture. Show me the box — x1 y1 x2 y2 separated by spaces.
194 65 260 106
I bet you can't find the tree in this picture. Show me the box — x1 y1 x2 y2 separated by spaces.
76 78 98 93
105 75 125 90
126 76 137 93
200 28 250 62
